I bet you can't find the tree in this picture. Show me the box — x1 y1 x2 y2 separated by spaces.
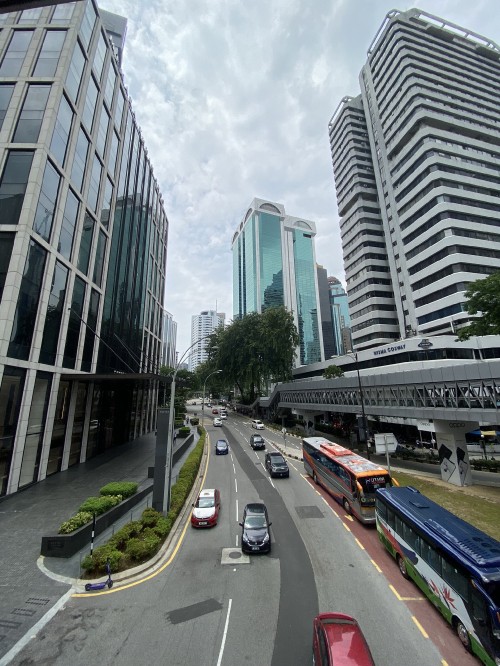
457 272 500 340
206 306 299 403
323 364 344 379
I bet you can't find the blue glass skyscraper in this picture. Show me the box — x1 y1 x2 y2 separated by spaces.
232 198 324 366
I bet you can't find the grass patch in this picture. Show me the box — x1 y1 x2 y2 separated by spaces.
392 472 500 541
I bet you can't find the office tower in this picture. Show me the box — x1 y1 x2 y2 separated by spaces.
328 277 352 356
0 1 169 496
328 8 500 350
188 310 225 371
316 265 336 360
161 310 177 369
232 198 324 366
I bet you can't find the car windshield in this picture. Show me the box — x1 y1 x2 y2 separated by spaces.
244 515 266 529
270 456 285 464
359 474 391 495
196 498 214 508
217 441 227 448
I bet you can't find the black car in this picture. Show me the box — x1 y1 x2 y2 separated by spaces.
265 451 289 478
250 434 266 450
215 439 229 455
239 503 272 554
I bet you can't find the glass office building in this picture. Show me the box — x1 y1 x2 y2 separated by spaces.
232 198 324 366
0 1 168 496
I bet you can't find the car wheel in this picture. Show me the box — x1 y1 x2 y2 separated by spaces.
343 497 351 514
313 472 318 484
397 554 409 579
455 619 471 652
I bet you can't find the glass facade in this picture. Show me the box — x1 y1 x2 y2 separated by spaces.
293 230 321 364
258 212 284 311
232 200 322 367
0 1 169 497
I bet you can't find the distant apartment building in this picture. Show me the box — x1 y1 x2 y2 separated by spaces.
328 277 352 356
161 310 177 368
0 1 169 496
232 198 324 366
328 8 500 350
188 310 225 371
316 265 336 360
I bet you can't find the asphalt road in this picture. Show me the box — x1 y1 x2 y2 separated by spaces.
7 410 481 665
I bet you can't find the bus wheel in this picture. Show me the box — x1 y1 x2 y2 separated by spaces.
455 619 471 652
343 498 351 514
313 472 318 484
397 554 409 579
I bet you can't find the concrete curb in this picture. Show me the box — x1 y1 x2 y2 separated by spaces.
41 434 210 591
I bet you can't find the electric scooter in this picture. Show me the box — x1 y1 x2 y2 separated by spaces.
85 560 113 591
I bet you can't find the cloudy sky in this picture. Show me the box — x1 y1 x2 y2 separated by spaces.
99 0 498 355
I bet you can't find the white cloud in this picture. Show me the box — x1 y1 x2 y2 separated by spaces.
99 0 500 354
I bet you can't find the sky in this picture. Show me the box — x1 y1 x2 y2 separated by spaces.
99 0 498 356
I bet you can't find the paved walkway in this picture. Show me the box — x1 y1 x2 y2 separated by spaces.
0 428 197 662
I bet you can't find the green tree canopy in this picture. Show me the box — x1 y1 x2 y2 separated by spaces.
323 364 344 379
204 306 299 403
457 272 500 340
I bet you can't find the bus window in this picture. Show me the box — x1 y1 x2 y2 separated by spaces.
387 507 396 530
420 539 441 573
403 523 421 554
376 498 387 521
359 475 391 495
395 514 404 537
442 558 468 600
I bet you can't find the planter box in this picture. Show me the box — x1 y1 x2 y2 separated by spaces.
41 483 152 558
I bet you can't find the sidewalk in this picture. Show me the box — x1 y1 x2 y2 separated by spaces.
0 427 197 661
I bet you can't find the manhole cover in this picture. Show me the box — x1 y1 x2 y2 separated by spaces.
229 551 241 559
221 548 250 565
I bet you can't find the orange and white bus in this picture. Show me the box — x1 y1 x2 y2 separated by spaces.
302 437 394 524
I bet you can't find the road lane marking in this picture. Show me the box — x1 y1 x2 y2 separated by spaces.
389 584 424 601
289 462 298 471
355 538 365 550
370 559 382 573
236 499 238 522
342 522 351 532
412 616 429 638
268 477 276 489
235 534 238 547
235 478 238 493
216 598 233 666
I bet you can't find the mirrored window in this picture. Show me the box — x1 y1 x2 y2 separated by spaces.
100 177 113 229
82 75 98 131
33 30 66 77
93 229 106 286
13 84 51 143
51 2 76 24
77 211 94 275
50 95 73 166
58 188 79 260
70 126 89 192
0 232 15 303
33 160 60 241
39 261 68 365
0 150 34 225
93 30 107 81
63 276 85 368
0 85 15 130
18 8 42 23
65 41 85 102
87 153 102 212
79 0 96 51
0 30 34 77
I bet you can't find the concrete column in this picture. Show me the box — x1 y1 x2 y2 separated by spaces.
433 420 477 487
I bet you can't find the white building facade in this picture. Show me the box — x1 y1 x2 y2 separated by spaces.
188 310 225 371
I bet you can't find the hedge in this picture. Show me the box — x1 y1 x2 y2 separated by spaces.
81 432 206 575
100 482 138 499
78 495 122 515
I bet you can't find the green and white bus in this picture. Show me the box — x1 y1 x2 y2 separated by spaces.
376 486 500 666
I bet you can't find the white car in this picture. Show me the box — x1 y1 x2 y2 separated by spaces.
213 417 222 427
220 412 227 420
251 419 264 430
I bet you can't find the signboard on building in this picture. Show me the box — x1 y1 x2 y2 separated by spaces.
374 433 398 454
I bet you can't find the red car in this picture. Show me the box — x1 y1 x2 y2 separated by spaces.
312 613 375 666
191 489 221 528
212 408 218 414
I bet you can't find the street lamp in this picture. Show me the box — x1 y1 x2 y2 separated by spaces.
346 350 370 460
157 335 215 513
202 370 222 428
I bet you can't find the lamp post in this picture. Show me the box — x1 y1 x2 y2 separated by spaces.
202 370 222 428
346 350 370 460
157 335 214 514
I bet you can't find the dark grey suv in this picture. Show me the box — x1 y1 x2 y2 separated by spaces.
265 451 289 478
250 434 266 450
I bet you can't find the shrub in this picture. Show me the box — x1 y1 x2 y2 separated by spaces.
125 530 161 561
100 481 137 499
174 419 184 428
78 495 122 515
190 417 199 425
152 516 172 538
109 520 143 549
178 426 191 437
141 508 162 527
58 511 93 534
81 544 123 573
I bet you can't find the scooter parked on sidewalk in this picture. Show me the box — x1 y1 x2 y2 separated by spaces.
85 560 113 591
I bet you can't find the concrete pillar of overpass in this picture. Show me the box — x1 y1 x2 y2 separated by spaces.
433 420 477 487
294 410 319 436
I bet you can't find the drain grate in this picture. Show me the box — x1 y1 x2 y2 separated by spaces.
12 608 36 617
25 597 50 607
0 620 22 629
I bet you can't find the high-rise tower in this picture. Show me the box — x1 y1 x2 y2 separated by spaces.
232 198 324 366
329 9 500 349
188 310 225 372
0 1 168 496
